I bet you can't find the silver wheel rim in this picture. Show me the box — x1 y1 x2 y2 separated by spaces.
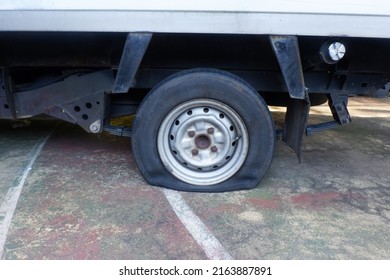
157 99 249 186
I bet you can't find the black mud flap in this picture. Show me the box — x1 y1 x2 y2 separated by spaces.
270 35 310 160
283 94 311 162
112 32 152 93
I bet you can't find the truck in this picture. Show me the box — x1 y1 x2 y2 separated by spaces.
1 0 389 192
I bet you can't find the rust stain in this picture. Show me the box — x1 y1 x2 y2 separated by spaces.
292 192 344 208
246 197 280 209
52 229 101 259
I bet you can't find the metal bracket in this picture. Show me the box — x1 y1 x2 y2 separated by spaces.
1 69 17 119
328 94 352 125
45 91 107 133
13 70 114 133
0 77 12 119
270 35 306 100
113 32 153 93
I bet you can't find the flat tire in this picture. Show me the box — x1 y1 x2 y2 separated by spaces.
132 68 275 192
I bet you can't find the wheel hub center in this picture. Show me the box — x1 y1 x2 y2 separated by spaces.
195 134 211 149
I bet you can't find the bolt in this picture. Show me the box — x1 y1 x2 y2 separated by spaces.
89 120 101 133
90 125 99 133
191 149 199 156
188 130 195 138
207 127 214 134
211 146 218 153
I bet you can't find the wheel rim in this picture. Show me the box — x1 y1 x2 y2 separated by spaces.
157 99 249 186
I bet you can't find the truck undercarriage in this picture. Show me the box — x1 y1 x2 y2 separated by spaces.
1 32 389 191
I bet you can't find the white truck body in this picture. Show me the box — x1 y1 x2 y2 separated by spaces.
1 0 390 38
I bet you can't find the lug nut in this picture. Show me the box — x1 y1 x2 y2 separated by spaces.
188 131 195 138
192 149 199 156
207 127 214 134
211 146 218 153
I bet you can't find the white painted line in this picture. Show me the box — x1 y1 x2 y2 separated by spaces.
0 135 50 258
162 188 233 260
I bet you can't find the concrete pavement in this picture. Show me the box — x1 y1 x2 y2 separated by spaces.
1 97 389 259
